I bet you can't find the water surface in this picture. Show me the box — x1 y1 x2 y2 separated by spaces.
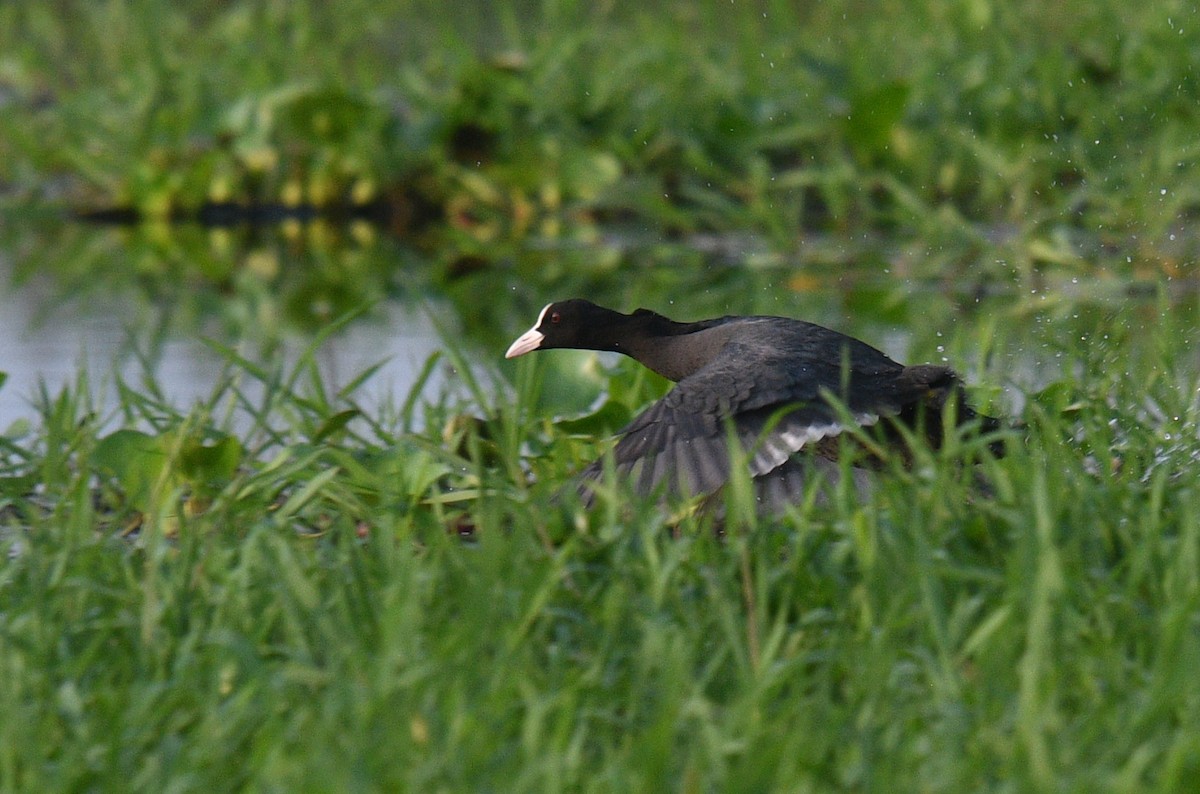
0 252 446 430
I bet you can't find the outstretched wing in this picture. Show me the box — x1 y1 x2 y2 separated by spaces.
578 324 945 503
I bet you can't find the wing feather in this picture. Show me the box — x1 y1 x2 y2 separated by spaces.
578 321 940 503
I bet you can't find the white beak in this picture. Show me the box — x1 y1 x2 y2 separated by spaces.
505 304 553 359
505 327 545 358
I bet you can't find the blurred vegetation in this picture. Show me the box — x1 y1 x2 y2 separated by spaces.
1 0 1197 343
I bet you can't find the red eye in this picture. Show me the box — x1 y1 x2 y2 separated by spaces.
550 311 561 324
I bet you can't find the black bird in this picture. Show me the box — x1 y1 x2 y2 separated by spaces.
506 299 1003 511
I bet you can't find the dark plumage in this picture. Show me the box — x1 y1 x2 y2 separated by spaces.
506 299 1003 511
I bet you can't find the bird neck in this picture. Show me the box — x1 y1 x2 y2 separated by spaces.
613 312 734 382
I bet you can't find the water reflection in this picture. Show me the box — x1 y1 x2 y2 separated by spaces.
2 216 1197 432
0 252 446 429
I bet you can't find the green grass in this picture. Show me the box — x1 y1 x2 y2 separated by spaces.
2 307 1199 790
1 0 1199 789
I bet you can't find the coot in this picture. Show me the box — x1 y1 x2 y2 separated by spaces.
506 299 1003 510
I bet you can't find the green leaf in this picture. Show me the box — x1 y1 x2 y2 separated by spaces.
534 352 610 419
179 435 245 491
846 80 910 160
554 398 634 437
279 87 379 145
274 467 341 521
94 429 172 509
313 410 362 443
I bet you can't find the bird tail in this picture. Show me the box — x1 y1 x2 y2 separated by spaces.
900 364 1012 458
